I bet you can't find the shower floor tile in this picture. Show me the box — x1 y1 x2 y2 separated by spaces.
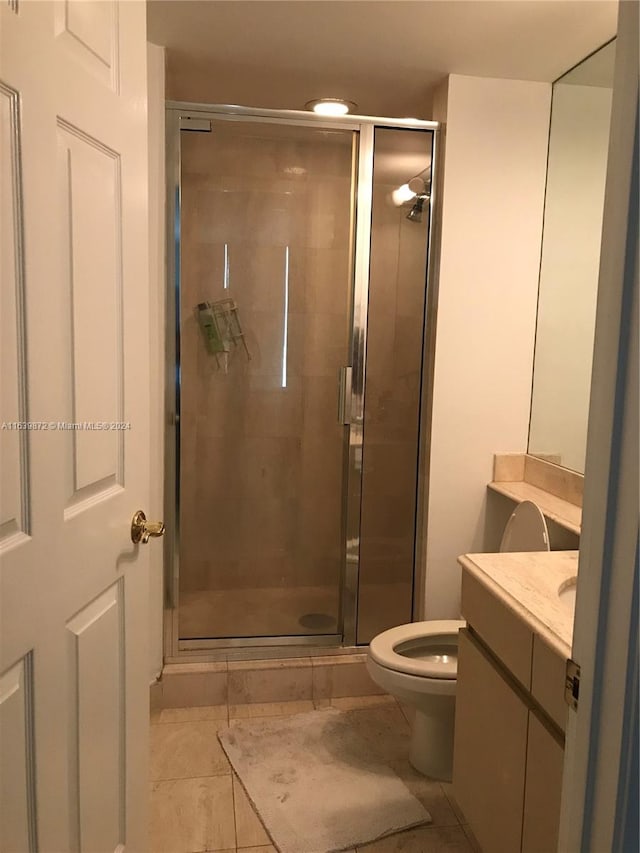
178 582 410 641
178 584 340 639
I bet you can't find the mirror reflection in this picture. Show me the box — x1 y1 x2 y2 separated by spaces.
528 40 615 474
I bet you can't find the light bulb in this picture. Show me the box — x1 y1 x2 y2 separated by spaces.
305 98 357 116
391 184 416 207
314 101 349 116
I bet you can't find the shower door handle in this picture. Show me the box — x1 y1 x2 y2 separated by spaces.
337 366 353 425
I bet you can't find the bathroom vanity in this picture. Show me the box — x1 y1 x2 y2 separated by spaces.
452 550 577 853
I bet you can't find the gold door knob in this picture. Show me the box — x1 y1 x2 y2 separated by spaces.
131 510 165 544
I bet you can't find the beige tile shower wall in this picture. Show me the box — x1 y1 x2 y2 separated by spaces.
178 126 354 636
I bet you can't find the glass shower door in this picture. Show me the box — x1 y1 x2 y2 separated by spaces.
355 127 434 643
177 119 356 641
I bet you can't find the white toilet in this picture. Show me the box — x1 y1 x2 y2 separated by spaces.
366 500 550 781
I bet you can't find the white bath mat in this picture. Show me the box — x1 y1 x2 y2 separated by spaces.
218 708 431 853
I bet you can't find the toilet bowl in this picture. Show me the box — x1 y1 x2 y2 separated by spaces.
366 500 549 781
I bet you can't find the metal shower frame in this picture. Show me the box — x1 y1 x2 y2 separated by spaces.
163 101 441 663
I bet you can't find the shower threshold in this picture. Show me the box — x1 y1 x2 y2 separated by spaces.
178 633 343 653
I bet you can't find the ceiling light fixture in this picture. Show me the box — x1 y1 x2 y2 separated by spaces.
305 98 357 116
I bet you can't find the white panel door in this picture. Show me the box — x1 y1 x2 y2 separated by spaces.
0 2 152 851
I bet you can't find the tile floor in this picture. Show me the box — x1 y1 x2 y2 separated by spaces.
150 694 479 853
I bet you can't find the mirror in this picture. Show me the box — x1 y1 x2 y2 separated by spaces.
528 40 615 474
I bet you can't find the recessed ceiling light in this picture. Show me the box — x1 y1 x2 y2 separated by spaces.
305 98 357 116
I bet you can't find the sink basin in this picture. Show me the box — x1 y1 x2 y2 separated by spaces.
558 576 577 611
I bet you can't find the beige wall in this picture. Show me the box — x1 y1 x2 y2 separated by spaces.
422 75 551 620
147 41 166 680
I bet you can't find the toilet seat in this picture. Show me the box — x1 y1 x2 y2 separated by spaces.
369 619 465 679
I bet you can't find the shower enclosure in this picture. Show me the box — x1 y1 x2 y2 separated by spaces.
164 103 439 659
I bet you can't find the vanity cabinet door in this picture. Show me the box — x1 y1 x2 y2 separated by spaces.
531 636 569 733
522 710 564 853
453 628 529 853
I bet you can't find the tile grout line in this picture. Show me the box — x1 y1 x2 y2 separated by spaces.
151 770 232 783
227 702 240 851
152 717 228 725
440 782 465 825
229 728 239 850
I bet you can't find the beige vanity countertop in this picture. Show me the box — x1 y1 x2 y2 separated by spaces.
458 550 579 658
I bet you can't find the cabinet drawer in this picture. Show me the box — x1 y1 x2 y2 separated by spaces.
453 628 529 853
531 636 568 733
461 571 533 688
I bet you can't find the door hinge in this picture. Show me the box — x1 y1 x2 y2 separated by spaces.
565 658 581 710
